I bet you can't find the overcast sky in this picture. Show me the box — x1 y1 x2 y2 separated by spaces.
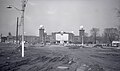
0 0 120 36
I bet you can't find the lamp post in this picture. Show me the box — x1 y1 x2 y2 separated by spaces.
7 0 28 57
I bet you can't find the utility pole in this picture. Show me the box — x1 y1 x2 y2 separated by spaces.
16 17 19 44
21 0 27 57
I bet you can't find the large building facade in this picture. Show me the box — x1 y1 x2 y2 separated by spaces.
38 25 85 44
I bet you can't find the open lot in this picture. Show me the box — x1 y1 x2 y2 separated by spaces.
0 43 120 71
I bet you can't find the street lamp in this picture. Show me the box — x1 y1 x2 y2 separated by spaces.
7 5 22 11
7 0 28 57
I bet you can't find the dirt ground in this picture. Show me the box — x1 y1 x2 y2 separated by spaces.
0 43 120 71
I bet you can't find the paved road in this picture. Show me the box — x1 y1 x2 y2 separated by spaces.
0 44 120 71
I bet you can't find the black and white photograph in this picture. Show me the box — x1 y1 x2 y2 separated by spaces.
0 0 120 71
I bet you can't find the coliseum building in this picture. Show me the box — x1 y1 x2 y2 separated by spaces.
38 25 85 44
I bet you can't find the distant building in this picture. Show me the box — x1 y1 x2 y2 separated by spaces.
74 36 80 44
1 36 15 43
24 36 38 44
45 35 52 43
6 34 15 43
1 37 7 42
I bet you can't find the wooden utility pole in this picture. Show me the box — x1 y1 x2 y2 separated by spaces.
16 17 19 44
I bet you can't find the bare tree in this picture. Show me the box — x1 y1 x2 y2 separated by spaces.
103 28 119 46
90 28 99 44
116 8 120 17
117 25 120 41
116 8 120 41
